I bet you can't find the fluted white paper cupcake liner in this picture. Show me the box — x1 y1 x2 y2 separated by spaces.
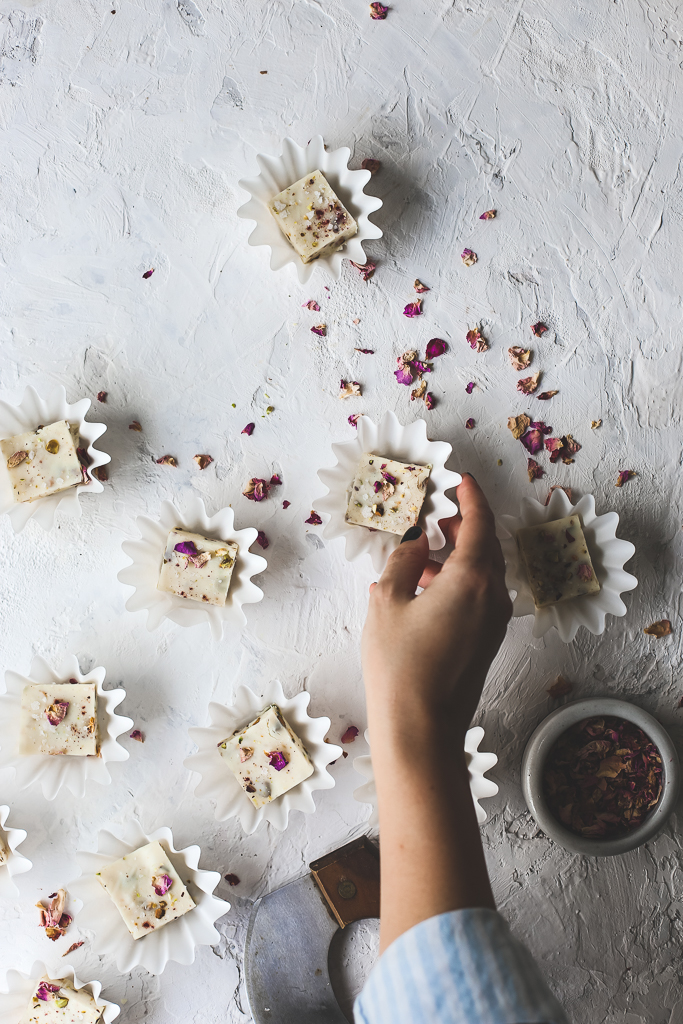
117 496 267 641
0 805 32 899
0 655 132 800
0 961 119 1024
314 410 461 572
353 727 498 828
70 821 229 975
0 384 110 533
498 489 637 643
237 134 383 282
185 679 342 834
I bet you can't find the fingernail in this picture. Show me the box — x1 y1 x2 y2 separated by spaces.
401 526 422 544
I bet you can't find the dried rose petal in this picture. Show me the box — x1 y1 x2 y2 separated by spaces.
129 421 142 431
479 209 496 220
36 982 60 1001
142 268 154 279
97 391 107 403
411 380 427 402
341 726 360 743
46 700 69 726
414 279 430 293
369 1 388 18
129 729 145 742
339 380 362 399
425 337 447 359
7 450 28 469
37 889 71 940
466 327 488 352
156 454 177 467
644 619 672 639
270 474 282 486
527 458 544 482
282 500 291 508
306 511 322 525
465 418 475 429
348 414 361 428
520 429 544 455
403 299 422 318
507 414 531 439
591 419 602 429
194 454 213 470
243 478 269 501
424 392 435 411
517 371 541 395
266 750 288 770
361 158 381 174
242 423 255 436
224 873 240 886
544 485 572 506
354 348 375 354
531 322 548 336
92 466 108 482
577 564 594 581
508 347 532 371
547 675 573 699
461 248 477 266
62 941 84 957
302 300 320 311
537 391 559 401
175 540 198 555
152 874 173 896
350 260 376 281
465 381 475 394
616 469 635 487
256 530 269 549
311 324 326 337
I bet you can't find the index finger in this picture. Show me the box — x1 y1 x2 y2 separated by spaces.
452 474 504 569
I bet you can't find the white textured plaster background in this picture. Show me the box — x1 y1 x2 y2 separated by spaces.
0 0 682 1021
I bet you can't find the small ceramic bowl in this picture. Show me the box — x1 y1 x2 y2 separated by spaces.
522 697 680 856
0 962 119 1024
0 805 32 899
237 134 382 282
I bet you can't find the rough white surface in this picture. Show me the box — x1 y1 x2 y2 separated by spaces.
0 1 682 1022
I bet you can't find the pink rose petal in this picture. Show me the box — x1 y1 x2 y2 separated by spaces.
306 511 322 525
403 299 422 318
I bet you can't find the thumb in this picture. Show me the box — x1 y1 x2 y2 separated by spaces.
375 526 429 601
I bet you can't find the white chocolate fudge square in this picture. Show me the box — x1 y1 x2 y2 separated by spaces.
346 454 431 536
19 683 98 757
23 976 105 1024
157 528 239 607
268 169 357 264
1 420 84 504
96 839 196 940
516 514 601 609
219 704 314 808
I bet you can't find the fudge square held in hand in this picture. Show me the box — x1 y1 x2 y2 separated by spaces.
157 527 239 606
1 420 84 503
219 703 314 808
19 682 98 757
516 514 600 609
24 975 106 1024
96 839 196 940
268 169 357 264
346 453 431 535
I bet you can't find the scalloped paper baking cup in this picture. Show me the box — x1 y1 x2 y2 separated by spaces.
0 805 32 900
117 496 267 641
0 655 132 801
314 410 461 572
0 961 119 1024
0 384 110 533
185 679 341 834
498 489 637 643
353 726 498 828
70 821 229 975
237 134 382 283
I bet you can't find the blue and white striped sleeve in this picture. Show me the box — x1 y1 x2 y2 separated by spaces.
354 908 568 1024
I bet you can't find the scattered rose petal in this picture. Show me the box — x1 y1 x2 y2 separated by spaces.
156 454 177 466
425 393 435 410
302 300 320 311
339 379 362 399
465 418 475 429
311 324 326 336
545 485 572 505
591 419 602 429
242 423 255 436
362 158 381 174
353 318 360 324
644 619 672 639
129 729 145 742
507 413 531 440
545 437 564 460
194 454 213 470
466 327 488 352
142 268 154 279
97 391 107 403
244 478 270 501
354 348 375 354
517 371 541 395
62 941 84 957
350 260 376 280
531 322 548 336
414 279 430 293
425 337 447 359
508 347 532 371
527 458 544 482
129 421 142 431
282 500 291 508
348 414 361 428
465 381 475 394
547 675 573 699
175 540 198 555
341 726 360 743
577 564 594 581
93 466 108 482
521 429 544 455
369 1 388 18
37 889 71 941
270 473 282 486
461 248 477 266
46 701 69 726
267 751 288 770
480 209 496 220
616 470 635 487
36 983 61 1001
411 380 427 402
224 873 240 886
306 511 322 525
256 530 269 549
152 874 173 896
537 391 559 401
403 299 422 318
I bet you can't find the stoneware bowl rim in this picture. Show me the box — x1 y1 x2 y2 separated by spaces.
522 696 680 857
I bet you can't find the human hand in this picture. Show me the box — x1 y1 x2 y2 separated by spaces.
361 474 512 739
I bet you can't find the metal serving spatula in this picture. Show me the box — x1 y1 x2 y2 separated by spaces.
244 836 380 1024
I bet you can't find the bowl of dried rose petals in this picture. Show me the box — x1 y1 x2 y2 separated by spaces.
522 698 679 856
